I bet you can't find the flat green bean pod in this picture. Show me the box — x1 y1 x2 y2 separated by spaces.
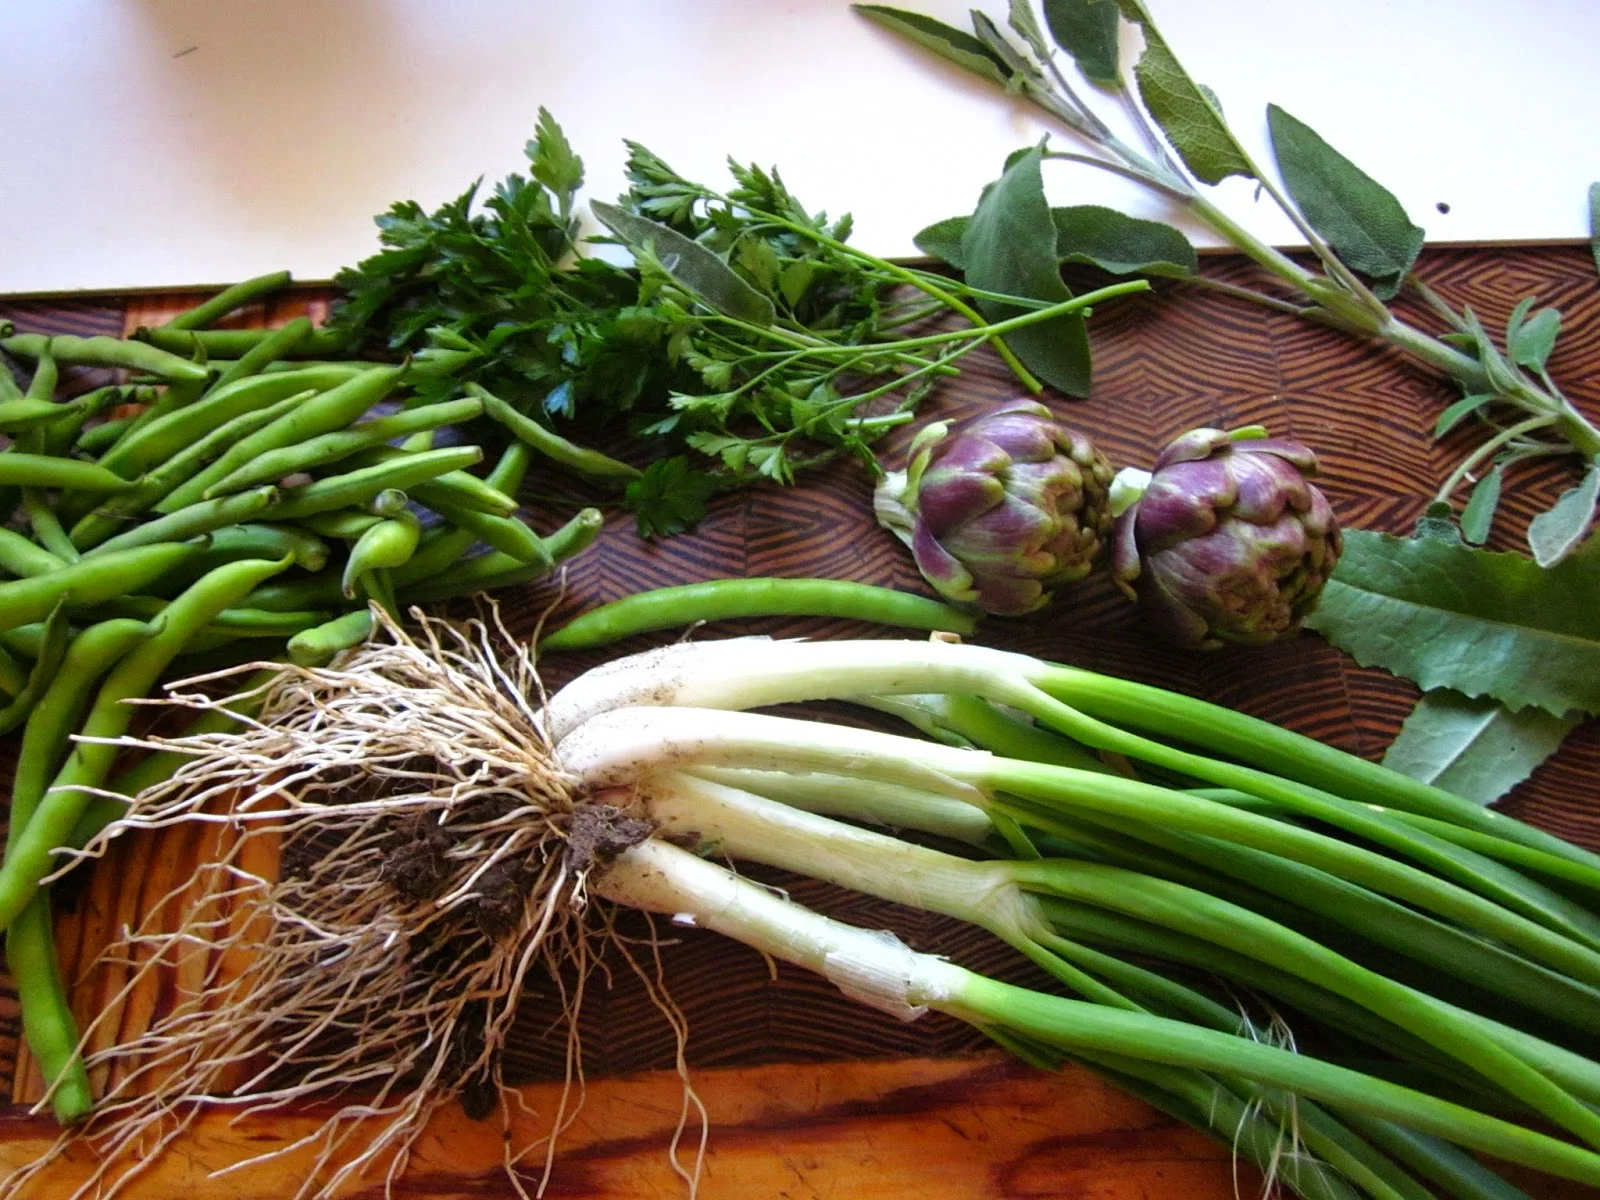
202 396 481 497
140 324 349 358
70 389 312 549
157 270 292 331
261 446 479 521
171 363 405 505
411 483 550 569
342 513 420 599
401 508 603 603
0 333 209 381
0 603 72 735
469 382 640 480
346 445 516 515
86 487 278 557
0 542 198 634
286 607 376 667
539 578 979 652
205 316 312 394
0 528 67 578
0 454 137 492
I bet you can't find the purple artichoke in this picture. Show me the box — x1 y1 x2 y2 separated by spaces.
1110 426 1341 649
874 399 1114 616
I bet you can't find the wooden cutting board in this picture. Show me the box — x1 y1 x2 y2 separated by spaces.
0 245 1596 1196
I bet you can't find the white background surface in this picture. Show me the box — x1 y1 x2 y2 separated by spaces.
3 0 1597 295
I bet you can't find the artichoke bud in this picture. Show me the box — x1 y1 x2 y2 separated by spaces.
1111 425 1343 649
874 399 1114 617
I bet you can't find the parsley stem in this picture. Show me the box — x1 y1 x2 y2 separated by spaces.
703 191 1045 392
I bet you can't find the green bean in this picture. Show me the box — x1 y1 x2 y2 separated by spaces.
0 555 292 930
0 604 71 736
168 363 405 505
400 508 603 602
69 390 312 549
22 340 57 404
112 596 329 641
0 333 209 382
99 368 333 480
342 513 419 599
202 523 327 572
239 572 344 613
85 487 277 558
369 488 409 517
140 325 349 358
40 386 122 459
346 445 516 515
157 270 293 331
390 444 531 587
286 608 375 667
539 578 977 652
0 644 27 696
9 891 93 1124
0 398 77 432
202 396 482 498
205 316 312 394
0 346 23 403
22 490 80 564
101 351 211 457
412 483 550 568
296 510 382 540
0 454 136 493
0 543 197 635
468 382 640 480
0 528 67 578
399 429 434 452
0 624 48 659
260 446 480 522
74 415 136 455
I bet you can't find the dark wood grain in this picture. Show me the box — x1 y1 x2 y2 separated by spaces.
1 246 1596 1195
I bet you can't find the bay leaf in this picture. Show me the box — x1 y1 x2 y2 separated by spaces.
591 202 776 327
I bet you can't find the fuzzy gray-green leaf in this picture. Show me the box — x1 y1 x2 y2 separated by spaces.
1460 464 1502 545
1304 529 1600 716
1434 394 1493 438
1042 0 1123 87
960 144 1092 396
914 216 971 269
1131 28 1252 184
1509 307 1560 370
1052 205 1196 276
1266 104 1424 298
854 5 1012 87
920 206 1194 278
1528 466 1599 568
1383 689 1579 806
591 202 775 327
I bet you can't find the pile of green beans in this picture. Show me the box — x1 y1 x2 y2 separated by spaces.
0 273 610 1125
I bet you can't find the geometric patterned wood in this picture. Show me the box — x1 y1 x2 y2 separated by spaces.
1 245 1596 1195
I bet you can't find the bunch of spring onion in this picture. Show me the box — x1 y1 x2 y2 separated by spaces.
13 613 1600 1200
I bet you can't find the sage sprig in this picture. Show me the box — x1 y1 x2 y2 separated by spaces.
858 1 1600 562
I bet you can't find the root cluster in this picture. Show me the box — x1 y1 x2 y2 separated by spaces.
11 607 644 1199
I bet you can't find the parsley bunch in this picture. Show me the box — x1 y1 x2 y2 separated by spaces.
331 111 1129 535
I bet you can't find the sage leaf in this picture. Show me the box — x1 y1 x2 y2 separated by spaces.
1505 296 1535 348
971 10 1037 81
1128 21 1252 184
854 5 1012 87
591 202 776 327
1266 104 1423 300
1007 0 1052 61
1304 529 1600 716
1508 307 1560 370
1590 182 1600 281
1383 689 1580 806
1052 205 1196 276
1433 393 1493 439
918 206 1195 278
1527 465 1599 567
1460 464 1502 545
1414 500 1463 544
1042 0 1123 88
959 143 1092 396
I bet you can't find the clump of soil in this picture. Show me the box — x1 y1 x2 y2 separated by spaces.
563 804 653 873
